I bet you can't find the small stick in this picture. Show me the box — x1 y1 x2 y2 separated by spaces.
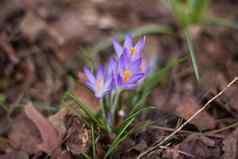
137 77 238 159
150 125 224 138
205 121 238 135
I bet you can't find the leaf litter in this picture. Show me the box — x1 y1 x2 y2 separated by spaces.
0 0 238 159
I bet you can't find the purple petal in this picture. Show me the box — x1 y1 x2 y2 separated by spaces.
112 38 123 57
121 83 137 90
108 57 117 75
129 58 142 73
95 91 104 99
124 34 133 48
96 64 105 80
104 77 112 91
111 73 119 89
135 36 145 59
83 66 96 84
85 80 96 92
118 52 128 73
128 73 144 83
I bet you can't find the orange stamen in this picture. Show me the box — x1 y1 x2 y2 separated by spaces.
130 47 136 56
123 69 132 83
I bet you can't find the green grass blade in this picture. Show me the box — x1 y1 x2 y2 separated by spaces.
104 107 153 159
189 0 208 24
121 107 153 130
205 16 238 30
184 29 200 81
104 117 135 159
0 95 5 104
91 125 96 159
82 152 92 159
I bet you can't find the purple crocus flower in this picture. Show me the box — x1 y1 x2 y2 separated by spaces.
117 50 144 89
84 65 112 98
112 34 145 61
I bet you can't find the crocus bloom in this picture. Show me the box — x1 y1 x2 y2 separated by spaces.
112 34 145 61
117 50 144 89
84 65 112 98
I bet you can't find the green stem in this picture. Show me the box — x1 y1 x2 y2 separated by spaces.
100 98 112 133
184 28 200 81
111 89 121 126
100 99 106 122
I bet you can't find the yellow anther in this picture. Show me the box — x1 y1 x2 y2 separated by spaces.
123 69 132 83
130 47 136 56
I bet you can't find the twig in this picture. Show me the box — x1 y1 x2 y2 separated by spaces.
150 126 224 138
137 77 238 159
205 121 238 135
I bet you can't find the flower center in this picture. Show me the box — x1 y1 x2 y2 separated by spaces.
123 69 132 83
130 47 136 56
96 79 103 91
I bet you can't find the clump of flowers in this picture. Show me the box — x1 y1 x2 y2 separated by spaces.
85 35 147 121
83 35 148 128
71 34 156 158
84 34 146 98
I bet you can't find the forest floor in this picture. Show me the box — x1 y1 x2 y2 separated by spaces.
0 0 238 159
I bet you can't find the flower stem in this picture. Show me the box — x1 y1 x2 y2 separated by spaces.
100 98 112 133
111 89 121 126
100 99 106 122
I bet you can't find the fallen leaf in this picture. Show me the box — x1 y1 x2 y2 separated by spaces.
65 116 91 155
175 96 217 130
24 103 61 154
49 107 68 138
164 135 222 159
8 112 41 154
0 151 28 159
222 127 238 159
20 11 47 41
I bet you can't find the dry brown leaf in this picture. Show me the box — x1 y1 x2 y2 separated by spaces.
222 127 238 159
49 107 68 138
8 112 41 154
24 103 61 154
65 116 91 155
0 151 28 159
162 135 221 159
175 96 217 130
20 12 47 41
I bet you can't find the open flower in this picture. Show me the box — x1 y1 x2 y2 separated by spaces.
112 34 145 61
84 65 112 98
117 50 144 89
